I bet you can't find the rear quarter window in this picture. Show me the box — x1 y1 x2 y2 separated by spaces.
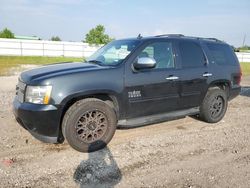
206 43 236 65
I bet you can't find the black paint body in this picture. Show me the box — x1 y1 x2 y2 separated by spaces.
13 36 241 143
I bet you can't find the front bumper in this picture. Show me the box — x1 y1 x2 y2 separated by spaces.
13 97 63 143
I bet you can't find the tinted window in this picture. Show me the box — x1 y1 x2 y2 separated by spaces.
179 41 205 68
207 43 236 65
138 42 174 69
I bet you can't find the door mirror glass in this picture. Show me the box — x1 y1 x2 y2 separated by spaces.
133 57 156 70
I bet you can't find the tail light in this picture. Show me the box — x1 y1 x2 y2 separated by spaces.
235 65 242 85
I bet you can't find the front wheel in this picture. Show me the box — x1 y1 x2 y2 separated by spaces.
62 98 117 152
199 87 228 123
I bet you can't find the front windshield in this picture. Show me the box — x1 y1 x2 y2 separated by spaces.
87 39 140 66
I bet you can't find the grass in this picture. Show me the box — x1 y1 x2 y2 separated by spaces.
0 56 249 77
0 56 83 76
240 62 250 76
239 50 250 53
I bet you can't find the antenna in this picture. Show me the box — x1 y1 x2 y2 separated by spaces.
137 34 142 39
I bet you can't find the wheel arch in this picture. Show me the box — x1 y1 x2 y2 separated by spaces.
58 91 121 136
208 79 231 97
62 91 120 115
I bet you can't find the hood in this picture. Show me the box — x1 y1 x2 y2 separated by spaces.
20 62 107 83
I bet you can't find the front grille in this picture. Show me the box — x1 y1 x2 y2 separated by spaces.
16 80 26 103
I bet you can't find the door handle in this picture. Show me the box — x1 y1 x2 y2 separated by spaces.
166 76 179 80
203 73 212 77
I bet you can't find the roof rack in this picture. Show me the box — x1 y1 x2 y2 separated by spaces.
154 34 223 43
184 36 223 43
181 35 221 42
155 34 184 37
202 37 222 42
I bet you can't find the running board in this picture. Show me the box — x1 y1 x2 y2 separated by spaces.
118 107 199 128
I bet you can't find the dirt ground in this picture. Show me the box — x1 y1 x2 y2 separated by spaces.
0 74 249 188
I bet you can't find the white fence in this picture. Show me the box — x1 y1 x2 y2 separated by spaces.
0 38 101 58
0 38 250 62
235 52 250 63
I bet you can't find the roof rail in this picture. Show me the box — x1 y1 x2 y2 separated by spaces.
184 36 223 42
154 34 223 43
155 34 184 37
203 37 222 42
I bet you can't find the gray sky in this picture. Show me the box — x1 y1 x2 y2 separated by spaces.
0 0 250 47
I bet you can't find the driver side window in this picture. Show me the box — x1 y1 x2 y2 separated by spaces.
138 42 175 69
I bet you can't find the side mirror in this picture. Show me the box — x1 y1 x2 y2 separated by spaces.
133 57 156 70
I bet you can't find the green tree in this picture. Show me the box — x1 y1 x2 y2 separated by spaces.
51 36 61 41
0 28 14 38
85 25 113 45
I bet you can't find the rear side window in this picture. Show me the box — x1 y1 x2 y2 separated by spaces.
179 41 205 68
206 43 236 65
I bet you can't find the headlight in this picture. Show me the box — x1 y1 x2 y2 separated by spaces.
25 85 52 104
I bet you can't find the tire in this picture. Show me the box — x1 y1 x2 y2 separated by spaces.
62 98 117 152
199 87 228 123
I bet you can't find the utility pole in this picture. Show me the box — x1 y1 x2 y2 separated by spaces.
241 34 246 63
242 34 246 47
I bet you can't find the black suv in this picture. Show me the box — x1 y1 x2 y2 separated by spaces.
13 34 241 152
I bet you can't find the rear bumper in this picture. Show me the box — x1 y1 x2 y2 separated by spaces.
229 85 241 100
13 97 63 143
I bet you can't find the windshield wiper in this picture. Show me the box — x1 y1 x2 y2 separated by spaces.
88 60 103 65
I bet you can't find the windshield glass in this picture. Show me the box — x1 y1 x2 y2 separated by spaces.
87 39 140 66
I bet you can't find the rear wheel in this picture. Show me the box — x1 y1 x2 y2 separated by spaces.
62 98 117 152
199 87 228 123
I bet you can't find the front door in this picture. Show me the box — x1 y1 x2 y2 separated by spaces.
124 41 181 119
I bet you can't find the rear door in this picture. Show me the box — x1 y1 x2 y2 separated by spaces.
124 40 181 118
176 40 210 108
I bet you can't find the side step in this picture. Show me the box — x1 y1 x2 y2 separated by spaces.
118 107 199 128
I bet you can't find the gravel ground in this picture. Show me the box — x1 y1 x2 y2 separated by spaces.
0 75 249 188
